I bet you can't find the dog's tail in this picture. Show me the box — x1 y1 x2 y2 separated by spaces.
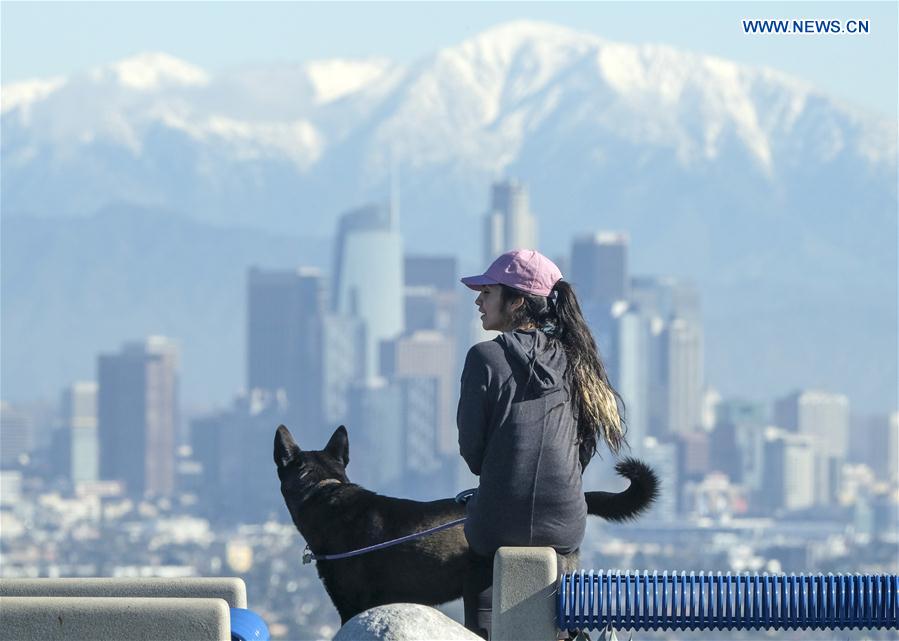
585 458 659 522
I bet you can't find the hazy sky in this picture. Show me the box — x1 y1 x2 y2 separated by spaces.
2 1 896 118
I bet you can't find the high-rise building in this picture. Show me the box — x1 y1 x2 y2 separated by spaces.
613 275 704 440
0 402 35 468
889 413 898 483
404 256 457 292
98 337 179 497
774 390 850 459
630 276 702 325
399 377 442 480
761 427 815 513
610 302 650 455
381 330 457 456
848 413 895 478
404 255 460 335
190 391 287 524
333 204 404 379
60 382 99 484
405 288 440 334
483 180 537 265
347 378 404 489
677 430 711 483
664 317 704 435
246 267 325 432
321 313 366 433
571 232 628 307
640 437 678 522
773 390 849 505
721 399 768 491
713 399 769 489
0 470 22 506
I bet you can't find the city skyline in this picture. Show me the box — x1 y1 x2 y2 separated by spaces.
3 15 895 413
3 179 893 510
0 175 890 428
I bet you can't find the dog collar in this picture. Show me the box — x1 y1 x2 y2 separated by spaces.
295 478 342 507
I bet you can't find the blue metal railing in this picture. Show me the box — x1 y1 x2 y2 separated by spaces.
558 571 898 631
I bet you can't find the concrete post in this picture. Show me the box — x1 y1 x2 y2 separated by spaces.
491 547 559 641
0 596 231 641
0 577 247 608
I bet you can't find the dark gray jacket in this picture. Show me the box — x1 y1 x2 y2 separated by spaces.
457 329 586 557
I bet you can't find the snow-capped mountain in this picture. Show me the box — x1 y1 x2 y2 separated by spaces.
2 21 896 411
3 21 893 232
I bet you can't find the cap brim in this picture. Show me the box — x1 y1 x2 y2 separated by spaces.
460 274 499 291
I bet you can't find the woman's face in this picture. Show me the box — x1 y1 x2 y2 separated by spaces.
475 285 517 331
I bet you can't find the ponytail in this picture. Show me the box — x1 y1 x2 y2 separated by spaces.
552 281 627 458
500 280 627 459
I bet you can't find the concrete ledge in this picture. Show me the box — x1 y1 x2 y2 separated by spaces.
0 577 247 608
0 596 231 641
491 547 559 641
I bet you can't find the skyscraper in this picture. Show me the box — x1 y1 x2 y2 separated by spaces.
333 204 404 379
629 276 704 438
889 413 898 483
761 427 816 513
246 267 325 432
404 256 457 291
571 232 628 307
399 377 442 480
483 180 537 265
664 317 704 435
774 390 850 505
774 390 850 460
0 402 34 468
190 391 287 524
347 378 404 489
98 337 178 496
403 255 459 335
713 398 768 488
610 302 650 455
640 437 678 521
630 276 702 326
60 381 99 484
380 330 457 456
321 312 366 432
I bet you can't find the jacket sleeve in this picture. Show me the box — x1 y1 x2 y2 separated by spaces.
457 346 490 475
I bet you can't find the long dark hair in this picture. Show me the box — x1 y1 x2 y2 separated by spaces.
501 281 627 460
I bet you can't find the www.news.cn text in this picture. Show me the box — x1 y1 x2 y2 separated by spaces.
742 19 870 35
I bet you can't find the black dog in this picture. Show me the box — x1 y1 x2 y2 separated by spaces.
274 424 659 624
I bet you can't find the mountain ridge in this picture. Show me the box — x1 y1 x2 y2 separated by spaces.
1 20 896 411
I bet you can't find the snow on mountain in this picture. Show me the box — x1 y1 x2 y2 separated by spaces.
166 113 324 169
1 77 67 117
305 57 395 104
91 52 210 90
1 20 894 222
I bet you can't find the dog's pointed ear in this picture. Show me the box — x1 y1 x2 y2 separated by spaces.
274 424 301 468
324 425 349 467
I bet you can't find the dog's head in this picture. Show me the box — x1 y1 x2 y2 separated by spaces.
274 424 350 525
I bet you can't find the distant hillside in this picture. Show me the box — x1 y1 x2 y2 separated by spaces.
1 205 329 404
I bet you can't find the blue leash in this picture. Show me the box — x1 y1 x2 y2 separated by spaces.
303 489 474 564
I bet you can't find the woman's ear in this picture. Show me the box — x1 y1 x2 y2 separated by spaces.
507 296 525 313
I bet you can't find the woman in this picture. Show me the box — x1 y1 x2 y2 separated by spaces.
457 249 626 637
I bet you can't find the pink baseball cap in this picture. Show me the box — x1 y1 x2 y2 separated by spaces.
461 249 563 297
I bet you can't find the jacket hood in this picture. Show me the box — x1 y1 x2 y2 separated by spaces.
498 329 567 395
